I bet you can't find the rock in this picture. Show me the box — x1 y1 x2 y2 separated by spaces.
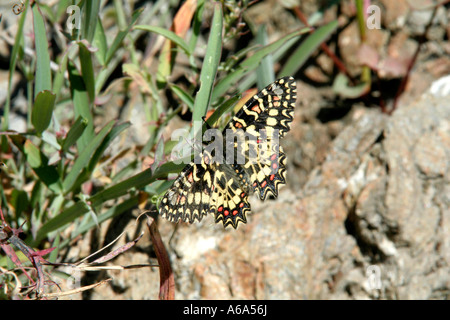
163 78 450 299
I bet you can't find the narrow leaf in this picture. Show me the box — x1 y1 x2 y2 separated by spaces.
211 27 310 103
78 42 96 102
255 25 275 88
93 17 107 66
279 20 338 77
87 162 185 208
34 201 91 244
134 25 192 56
61 116 88 152
81 0 100 43
62 121 115 193
192 3 223 122
105 8 144 65
87 121 130 172
169 84 194 111
68 61 94 150
32 3 52 98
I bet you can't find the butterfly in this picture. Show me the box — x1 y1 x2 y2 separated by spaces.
159 77 297 229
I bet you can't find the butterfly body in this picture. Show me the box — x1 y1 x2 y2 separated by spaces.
159 77 297 229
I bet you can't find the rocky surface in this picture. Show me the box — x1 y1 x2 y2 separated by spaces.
163 86 449 300
86 78 449 300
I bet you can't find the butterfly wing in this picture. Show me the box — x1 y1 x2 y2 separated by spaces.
159 157 215 225
208 164 252 229
224 76 297 200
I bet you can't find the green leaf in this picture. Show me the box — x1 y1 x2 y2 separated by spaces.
134 25 192 57
87 121 130 172
255 25 275 89
169 84 194 112
19 138 62 193
58 196 140 248
62 120 115 193
332 72 370 98
81 0 100 43
188 0 205 52
61 116 88 153
93 17 107 66
192 3 223 122
203 94 240 130
11 190 29 219
105 8 144 65
24 140 42 168
55 0 73 18
279 20 338 77
211 27 310 103
68 61 94 150
88 161 185 208
78 42 96 102
32 90 56 134
2 0 28 138
32 3 52 98
34 200 91 244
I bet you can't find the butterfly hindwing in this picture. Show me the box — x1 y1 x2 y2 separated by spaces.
209 164 252 229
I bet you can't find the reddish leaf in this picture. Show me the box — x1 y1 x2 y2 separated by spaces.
157 0 197 82
358 44 379 70
172 0 197 38
147 216 175 300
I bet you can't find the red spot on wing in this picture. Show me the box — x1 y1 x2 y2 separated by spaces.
251 105 261 113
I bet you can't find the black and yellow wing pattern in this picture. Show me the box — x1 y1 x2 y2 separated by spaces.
159 77 297 229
